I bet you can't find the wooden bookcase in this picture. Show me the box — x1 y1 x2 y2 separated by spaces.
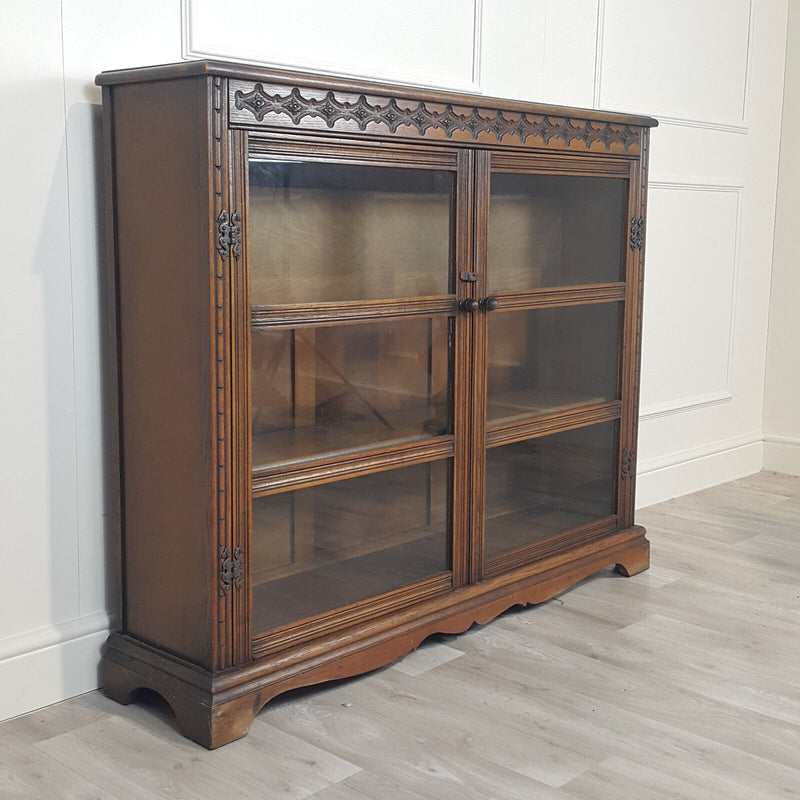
96 61 657 748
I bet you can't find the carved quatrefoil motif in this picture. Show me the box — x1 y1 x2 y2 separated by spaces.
233 83 640 151
220 545 244 593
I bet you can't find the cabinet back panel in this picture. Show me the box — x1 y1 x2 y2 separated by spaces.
487 302 622 427
248 161 454 305
251 316 453 470
251 459 452 634
488 174 627 291
484 421 619 562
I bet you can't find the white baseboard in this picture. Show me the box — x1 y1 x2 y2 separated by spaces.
763 433 800 476
0 612 113 721
0 430 786 722
635 432 764 509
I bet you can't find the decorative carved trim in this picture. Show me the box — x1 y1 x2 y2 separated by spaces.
621 448 636 480
211 75 236 667
216 210 242 260
630 216 644 251
220 546 244 593
231 83 640 152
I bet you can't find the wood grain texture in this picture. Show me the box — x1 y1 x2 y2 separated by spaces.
1 471 797 797
96 60 657 128
226 79 646 154
98 65 654 747
109 77 217 668
618 129 650 528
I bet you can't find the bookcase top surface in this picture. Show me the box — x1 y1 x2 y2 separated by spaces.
96 59 658 129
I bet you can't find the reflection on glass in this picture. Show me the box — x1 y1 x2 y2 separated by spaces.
252 460 452 633
484 422 618 561
251 316 452 469
489 173 627 291
249 160 454 305
487 303 620 425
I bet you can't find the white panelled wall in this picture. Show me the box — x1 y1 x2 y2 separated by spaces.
764 0 800 475
0 0 794 720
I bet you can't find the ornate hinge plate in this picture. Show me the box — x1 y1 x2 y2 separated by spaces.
220 545 244 593
630 216 644 251
621 448 636 480
217 210 242 260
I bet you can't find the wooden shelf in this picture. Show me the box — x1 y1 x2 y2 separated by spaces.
487 388 609 427
252 531 448 634
252 412 450 473
484 507 597 559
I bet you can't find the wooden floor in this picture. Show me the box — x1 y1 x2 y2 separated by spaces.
2 470 798 798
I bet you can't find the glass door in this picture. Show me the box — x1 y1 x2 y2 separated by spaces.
480 158 632 577
245 142 462 644
243 140 637 641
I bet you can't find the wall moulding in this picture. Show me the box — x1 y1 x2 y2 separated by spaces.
0 618 113 722
180 0 484 94
595 0 754 132
0 611 115 663
639 390 733 421
635 431 764 509
763 434 800 477
641 180 743 418
653 116 749 135
637 430 763 477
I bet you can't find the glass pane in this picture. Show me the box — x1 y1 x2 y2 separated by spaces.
252 316 452 470
489 173 627 291
252 460 452 634
487 303 620 426
484 422 618 561
249 160 454 305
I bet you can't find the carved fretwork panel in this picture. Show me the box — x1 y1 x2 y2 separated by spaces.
228 81 642 154
220 545 244 594
621 448 637 480
630 216 644 251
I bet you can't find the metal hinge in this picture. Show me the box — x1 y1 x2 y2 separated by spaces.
630 216 644 251
217 210 242 260
219 545 244 593
621 448 636 480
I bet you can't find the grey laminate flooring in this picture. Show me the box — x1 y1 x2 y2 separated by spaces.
2 470 798 799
